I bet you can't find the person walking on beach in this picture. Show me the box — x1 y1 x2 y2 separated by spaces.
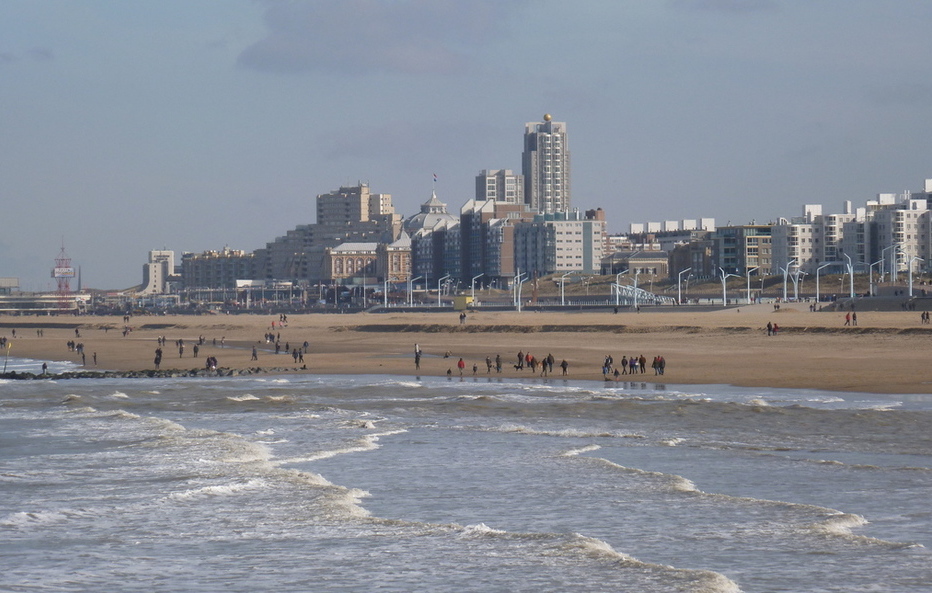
845 312 851 326
852 312 858 326
638 354 647 374
516 351 524 370
495 354 502 373
560 359 568 375
251 346 258 361
457 357 465 376
620 356 628 375
486 356 492 373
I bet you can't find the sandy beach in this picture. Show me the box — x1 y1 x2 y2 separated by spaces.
2 304 931 394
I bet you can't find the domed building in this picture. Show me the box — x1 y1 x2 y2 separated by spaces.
404 190 460 285
404 190 458 236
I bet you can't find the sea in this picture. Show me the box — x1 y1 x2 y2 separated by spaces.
1 356 930 593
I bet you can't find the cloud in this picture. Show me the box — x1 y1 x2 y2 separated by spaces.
237 0 525 75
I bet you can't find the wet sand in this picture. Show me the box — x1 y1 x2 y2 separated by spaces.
2 304 931 393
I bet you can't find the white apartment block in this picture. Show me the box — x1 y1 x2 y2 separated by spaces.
476 169 524 203
513 211 606 275
629 218 715 235
771 179 932 280
139 250 175 295
522 115 570 214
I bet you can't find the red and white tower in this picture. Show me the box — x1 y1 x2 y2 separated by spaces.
52 243 75 312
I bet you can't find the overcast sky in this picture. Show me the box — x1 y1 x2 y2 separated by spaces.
2 0 931 290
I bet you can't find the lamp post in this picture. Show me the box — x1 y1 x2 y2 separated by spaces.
383 278 388 307
471 273 484 302
560 271 576 306
869 260 882 297
815 262 832 305
719 267 739 305
909 256 924 296
407 275 422 307
631 271 641 309
614 269 628 306
791 270 808 302
677 268 692 305
881 245 898 284
514 272 528 311
781 259 797 301
437 274 450 308
745 266 759 305
843 253 854 299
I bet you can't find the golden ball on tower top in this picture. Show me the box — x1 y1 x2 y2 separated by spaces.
543 113 552 121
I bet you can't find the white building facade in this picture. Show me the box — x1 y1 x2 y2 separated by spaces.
522 115 570 214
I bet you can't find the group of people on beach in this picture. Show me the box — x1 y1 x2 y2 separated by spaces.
601 354 665 379
419 344 682 380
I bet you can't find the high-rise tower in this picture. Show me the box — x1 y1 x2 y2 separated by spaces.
522 114 570 214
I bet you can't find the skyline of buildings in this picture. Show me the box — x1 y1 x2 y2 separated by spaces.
5 113 932 300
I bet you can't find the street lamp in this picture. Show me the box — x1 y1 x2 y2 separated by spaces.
560 271 576 306
719 267 739 305
909 256 924 296
678 267 692 305
614 269 628 306
631 271 641 308
471 273 484 302
781 259 797 302
791 269 808 302
514 273 528 311
437 274 450 308
407 275 422 307
815 262 833 305
745 266 759 305
881 245 898 284
869 259 882 297
843 253 854 299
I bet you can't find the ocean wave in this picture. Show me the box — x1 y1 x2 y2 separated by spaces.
109 391 129 399
275 429 408 465
805 512 923 549
1 509 76 528
494 423 639 439
560 534 742 593
168 478 269 500
562 444 602 457
227 394 261 402
218 439 273 464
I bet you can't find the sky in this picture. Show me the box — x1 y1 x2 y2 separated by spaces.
2 0 932 291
